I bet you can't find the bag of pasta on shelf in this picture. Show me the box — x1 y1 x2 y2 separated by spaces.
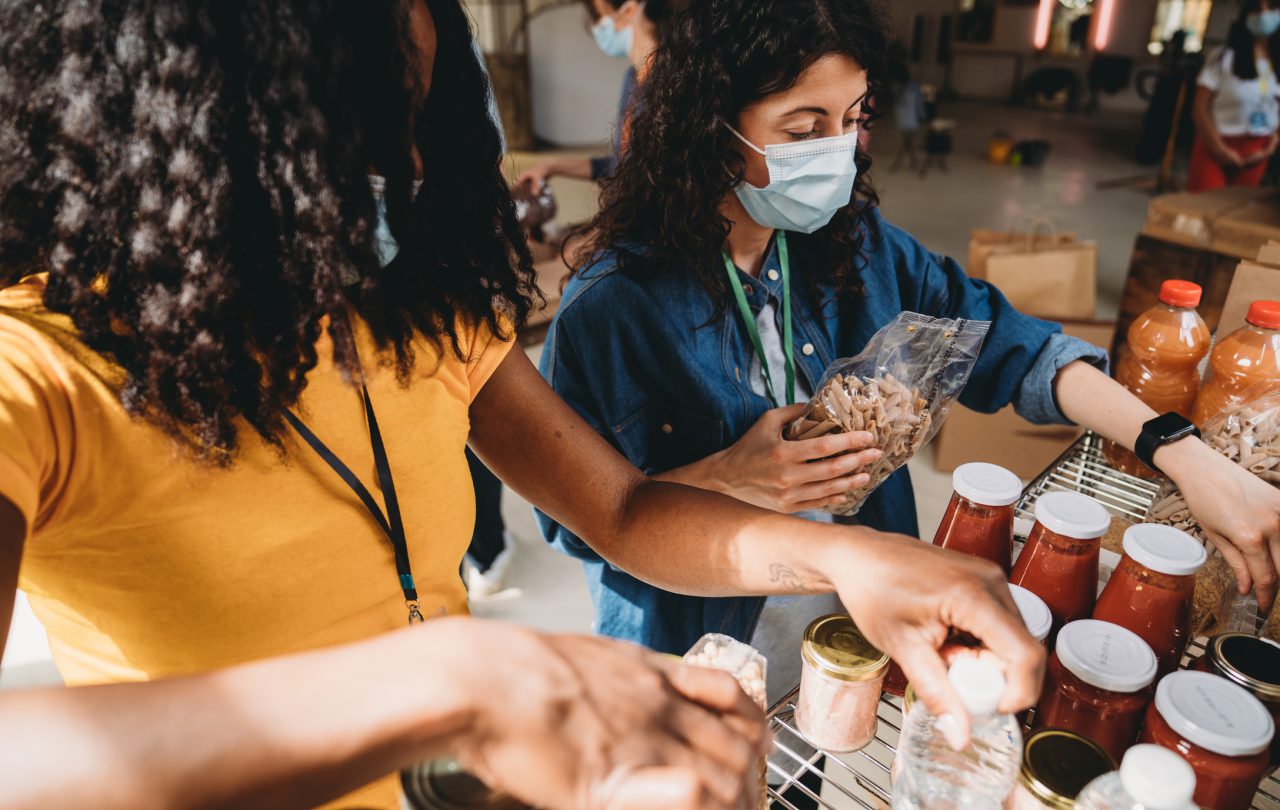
786 312 990 516
1145 384 1280 638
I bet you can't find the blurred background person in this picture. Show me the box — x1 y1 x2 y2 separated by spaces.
1188 0 1280 191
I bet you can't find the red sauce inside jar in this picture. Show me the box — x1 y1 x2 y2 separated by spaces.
933 494 1014 573
1010 493 1110 644
1093 556 1194 678
1011 525 1099 641
1140 692 1273 810
1034 620 1156 762
931 463 1021 574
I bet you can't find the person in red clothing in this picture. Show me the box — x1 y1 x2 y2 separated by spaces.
1188 0 1280 191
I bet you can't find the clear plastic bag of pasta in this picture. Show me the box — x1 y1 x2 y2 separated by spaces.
786 312 990 516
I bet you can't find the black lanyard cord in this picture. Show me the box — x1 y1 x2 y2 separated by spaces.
284 386 423 624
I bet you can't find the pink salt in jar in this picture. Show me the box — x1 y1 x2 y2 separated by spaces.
796 614 889 753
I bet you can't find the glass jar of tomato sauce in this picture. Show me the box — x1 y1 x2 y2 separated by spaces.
1010 491 1111 642
1093 524 1206 678
932 462 1022 573
1140 671 1275 810
1193 633 1280 766
1034 619 1158 762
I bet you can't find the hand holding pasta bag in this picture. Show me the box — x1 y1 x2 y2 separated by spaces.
786 313 990 516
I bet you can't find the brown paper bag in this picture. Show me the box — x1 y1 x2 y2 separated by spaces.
1217 260 1280 338
968 228 1097 320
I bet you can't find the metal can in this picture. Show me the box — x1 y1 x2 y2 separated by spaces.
1005 729 1115 809
399 760 528 810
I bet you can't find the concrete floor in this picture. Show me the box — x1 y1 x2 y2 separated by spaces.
2 102 1156 710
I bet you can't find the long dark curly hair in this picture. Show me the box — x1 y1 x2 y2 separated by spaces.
0 0 538 459
585 0 889 304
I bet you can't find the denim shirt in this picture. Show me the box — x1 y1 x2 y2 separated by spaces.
536 211 1108 655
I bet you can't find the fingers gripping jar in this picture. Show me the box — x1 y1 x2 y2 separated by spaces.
796 614 889 753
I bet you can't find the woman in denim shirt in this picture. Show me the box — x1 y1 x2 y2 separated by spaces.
539 0 1280 702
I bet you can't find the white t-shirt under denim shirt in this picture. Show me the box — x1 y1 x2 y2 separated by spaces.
1199 47 1280 137
747 299 845 783
746 301 845 694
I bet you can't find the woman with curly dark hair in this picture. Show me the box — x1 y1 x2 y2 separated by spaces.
539 0 1280 710
0 0 1049 807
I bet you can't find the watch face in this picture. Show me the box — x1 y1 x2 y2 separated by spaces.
1147 412 1197 440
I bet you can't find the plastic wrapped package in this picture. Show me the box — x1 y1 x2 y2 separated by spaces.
1144 387 1280 640
786 313 990 516
683 634 768 809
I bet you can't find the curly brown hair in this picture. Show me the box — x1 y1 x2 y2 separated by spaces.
584 0 889 306
0 0 538 460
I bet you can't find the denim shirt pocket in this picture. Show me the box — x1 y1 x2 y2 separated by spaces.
612 403 726 475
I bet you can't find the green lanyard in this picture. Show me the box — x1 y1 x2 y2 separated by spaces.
722 231 796 408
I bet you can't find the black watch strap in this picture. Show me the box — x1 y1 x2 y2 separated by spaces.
1135 413 1201 474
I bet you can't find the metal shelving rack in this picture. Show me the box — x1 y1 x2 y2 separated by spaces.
765 433 1280 809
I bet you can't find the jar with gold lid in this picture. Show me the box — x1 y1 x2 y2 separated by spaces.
795 614 889 753
1004 729 1115 809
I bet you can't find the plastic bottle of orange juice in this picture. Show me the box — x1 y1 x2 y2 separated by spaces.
1192 300 1280 428
1105 281 1210 477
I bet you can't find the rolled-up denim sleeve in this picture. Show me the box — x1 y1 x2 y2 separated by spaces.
1015 333 1110 425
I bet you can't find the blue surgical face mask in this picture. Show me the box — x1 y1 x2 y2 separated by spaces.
1247 9 1280 38
592 12 633 59
369 175 423 271
727 124 859 234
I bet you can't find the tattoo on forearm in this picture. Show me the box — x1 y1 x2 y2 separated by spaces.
769 563 820 593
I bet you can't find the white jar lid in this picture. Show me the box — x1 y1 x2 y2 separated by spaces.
1122 524 1207 576
1055 620 1157 694
1033 491 1111 540
1119 745 1197 810
1155 671 1275 757
1008 584 1052 643
952 463 1022 507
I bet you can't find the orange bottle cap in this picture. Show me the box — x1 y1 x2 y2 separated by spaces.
1246 300 1280 329
1158 280 1202 308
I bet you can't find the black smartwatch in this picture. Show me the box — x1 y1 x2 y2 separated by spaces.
1134 413 1201 474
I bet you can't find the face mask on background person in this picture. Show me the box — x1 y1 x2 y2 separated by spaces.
726 124 859 234
592 2 636 59
1247 9 1280 38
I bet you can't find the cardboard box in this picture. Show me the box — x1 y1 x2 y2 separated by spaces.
1217 259 1280 340
1143 187 1280 261
932 320 1116 478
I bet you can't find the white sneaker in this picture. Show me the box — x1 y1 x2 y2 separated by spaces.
464 532 517 600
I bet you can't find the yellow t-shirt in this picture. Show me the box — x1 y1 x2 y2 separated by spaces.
0 274 514 809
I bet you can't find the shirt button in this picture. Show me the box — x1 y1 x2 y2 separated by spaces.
802 343 815 356
743 285 754 295
767 269 780 282
661 423 674 434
